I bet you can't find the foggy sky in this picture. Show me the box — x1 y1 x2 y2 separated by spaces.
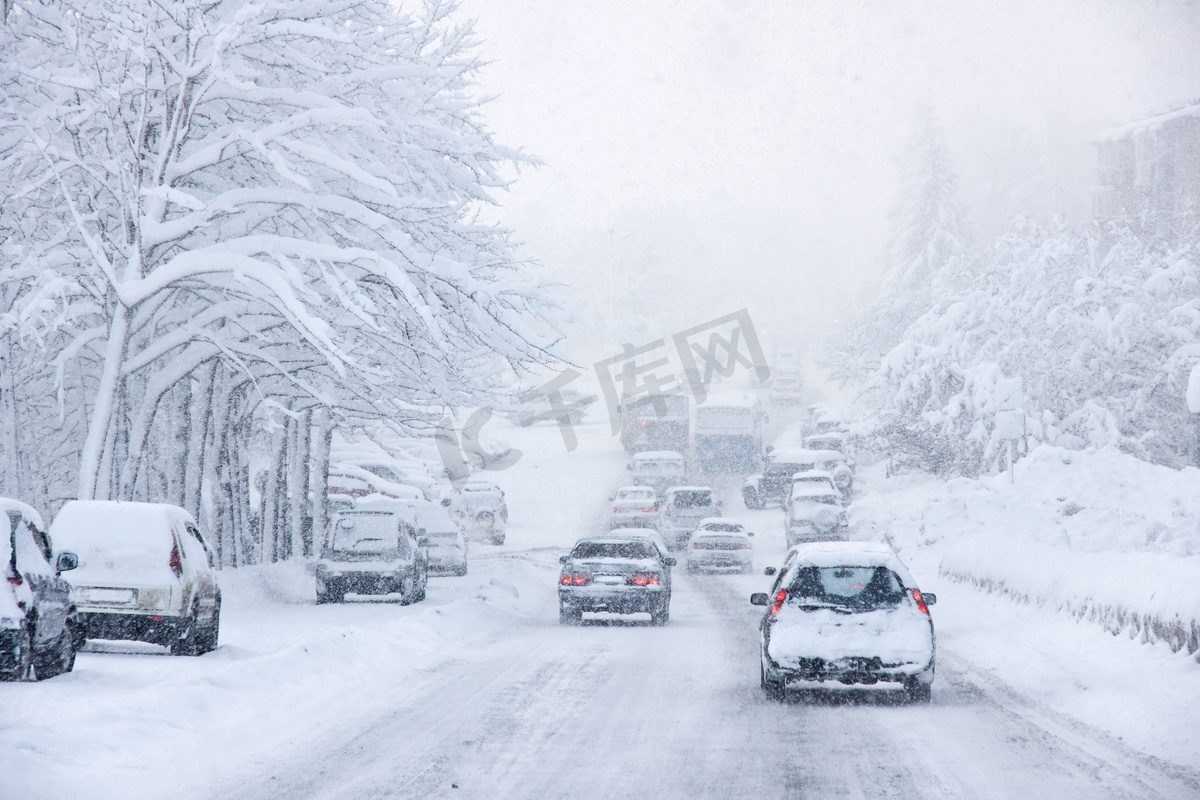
460 0 1200 362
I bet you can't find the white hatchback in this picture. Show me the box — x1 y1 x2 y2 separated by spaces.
686 518 754 574
609 486 659 529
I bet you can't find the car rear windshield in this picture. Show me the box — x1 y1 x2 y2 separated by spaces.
571 541 656 560
331 514 409 556
671 490 713 508
617 489 655 502
701 523 742 532
635 461 683 473
787 566 905 610
766 462 808 477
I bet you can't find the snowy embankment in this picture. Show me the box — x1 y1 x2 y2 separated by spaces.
853 445 1200 657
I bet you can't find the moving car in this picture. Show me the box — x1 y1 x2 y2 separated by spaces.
451 479 508 545
609 486 659 529
743 448 830 509
629 450 687 497
51 501 220 656
751 541 937 703
768 374 804 405
692 391 766 474
558 537 675 625
1 499 79 681
784 472 842 511
658 486 721 550
620 393 689 454
785 485 848 546
686 518 754 574
316 506 428 604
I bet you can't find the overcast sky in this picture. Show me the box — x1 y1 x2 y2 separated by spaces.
459 0 1200 362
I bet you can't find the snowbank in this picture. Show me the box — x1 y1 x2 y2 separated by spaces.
855 446 1200 656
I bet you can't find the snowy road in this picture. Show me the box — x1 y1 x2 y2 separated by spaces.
213 555 1197 800
4 417 1199 800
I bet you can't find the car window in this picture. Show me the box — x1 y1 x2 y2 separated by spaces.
185 522 215 568
787 566 905 610
670 490 712 508
331 514 404 555
701 523 742 532
570 541 656 560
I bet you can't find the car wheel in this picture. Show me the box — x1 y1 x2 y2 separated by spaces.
491 534 505 546
743 488 763 510
171 603 202 656
650 603 669 626
761 661 785 701
415 572 427 603
905 678 932 704
197 599 220 654
317 586 344 604
559 603 582 625
454 562 468 576
34 626 76 680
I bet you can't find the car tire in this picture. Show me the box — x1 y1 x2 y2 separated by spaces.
559 603 582 625
454 562 468 576
0 627 33 682
761 661 785 701
743 488 764 510
317 586 344 604
34 626 76 680
491 534 505 546
415 572 427 603
171 603 202 656
197 599 220 655
905 678 932 704
650 603 669 626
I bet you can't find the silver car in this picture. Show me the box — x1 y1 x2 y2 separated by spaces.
752 542 937 703
658 486 721 550
686 518 754 574
609 486 659 529
316 509 428 604
558 538 675 625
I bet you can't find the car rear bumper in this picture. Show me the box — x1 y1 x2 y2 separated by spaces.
687 551 752 570
786 526 846 544
559 586 666 614
78 611 186 647
318 572 409 595
764 649 934 686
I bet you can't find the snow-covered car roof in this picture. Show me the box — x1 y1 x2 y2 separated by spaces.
697 517 742 529
632 450 686 462
462 479 502 492
790 483 841 498
664 485 714 494
785 541 917 586
766 448 821 465
791 470 835 482
695 519 747 535
614 486 656 496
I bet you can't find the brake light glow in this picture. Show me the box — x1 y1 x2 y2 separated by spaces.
627 573 660 586
169 537 182 578
912 589 930 615
6 574 22 587
560 572 591 586
770 589 787 616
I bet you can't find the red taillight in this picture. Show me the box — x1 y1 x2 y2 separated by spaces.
692 542 708 550
737 543 752 550
613 507 621 513
6 574 23 587
169 537 182 578
561 572 591 586
912 589 930 615
770 589 787 616
627 573 660 586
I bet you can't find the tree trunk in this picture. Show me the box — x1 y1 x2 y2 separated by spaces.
185 361 217 521
289 408 313 559
262 421 289 563
79 304 130 500
310 408 333 559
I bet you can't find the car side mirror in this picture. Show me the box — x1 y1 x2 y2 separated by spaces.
763 566 777 576
664 557 676 567
441 498 451 507
418 537 431 548
750 592 769 606
559 555 568 563
55 551 79 573
923 593 937 606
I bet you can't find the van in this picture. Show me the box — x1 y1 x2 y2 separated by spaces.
50 501 220 656
629 451 687 497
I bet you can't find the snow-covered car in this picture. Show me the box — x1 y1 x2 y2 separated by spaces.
751 541 937 703
686 518 754 574
558 537 675 625
402 498 468 576
785 485 847 546
51 501 221 656
316 507 428 604
768 374 804 405
658 486 722 550
329 465 423 501
341 459 437 498
609 486 659 529
629 450 687 497
784 471 842 511
1 499 80 681
743 448 829 509
450 479 508 545
805 432 852 463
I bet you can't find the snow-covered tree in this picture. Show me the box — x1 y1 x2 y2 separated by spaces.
0 0 559 558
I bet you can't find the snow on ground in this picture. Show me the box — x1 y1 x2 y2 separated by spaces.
850 446 1200 770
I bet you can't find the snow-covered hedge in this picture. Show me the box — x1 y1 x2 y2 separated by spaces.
859 445 1200 656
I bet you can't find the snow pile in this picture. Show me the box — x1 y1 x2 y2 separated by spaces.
859 446 1200 655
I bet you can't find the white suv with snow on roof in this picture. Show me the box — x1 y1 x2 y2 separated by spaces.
658 486 721 550
51 501 220 656
751 542 937 703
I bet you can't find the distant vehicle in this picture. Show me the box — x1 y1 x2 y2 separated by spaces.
316 506 428 604
609 486 659 529
558 537 675 625
401 499 467 576
1 499 79 681
692 391 766 474
450 479 508 545
784 472 842 510
686 518 754 574
658 486 722 550
785 485 848 547
340 459 436 498
805 432 852 462
510 386 592 427
51 501 221 656
768 375 805 405
329 465 424 501
620 393 689 454
805 405 847 435
751 541 937 703
743 448 832 509
629 450 687 497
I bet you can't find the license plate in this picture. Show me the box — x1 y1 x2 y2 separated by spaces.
84 587 136 605
594 575 623 585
